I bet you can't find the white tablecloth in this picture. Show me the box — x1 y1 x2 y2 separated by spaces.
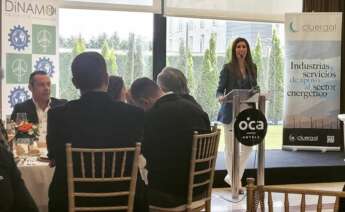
16 155 146 212
18 161 54 212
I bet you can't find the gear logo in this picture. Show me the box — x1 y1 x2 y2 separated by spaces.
34 57 55 77
8 25 30 51
8 86 30 108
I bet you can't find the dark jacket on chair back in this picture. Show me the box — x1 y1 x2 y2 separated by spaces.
144 93 210 207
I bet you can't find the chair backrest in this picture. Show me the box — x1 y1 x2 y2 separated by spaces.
66 143 141 212
246 178 345 212
186 126 221 209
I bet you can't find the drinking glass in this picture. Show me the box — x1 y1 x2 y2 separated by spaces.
5 115 15 149
15 112 27 124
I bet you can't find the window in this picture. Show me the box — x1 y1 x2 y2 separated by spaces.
59 9 153 100
169 39 173 50
188 36 193 50
200 21 205 29
178 22 183 32
65 0 153 5
188 22 194 31
167 17 285 150
200 34 205 52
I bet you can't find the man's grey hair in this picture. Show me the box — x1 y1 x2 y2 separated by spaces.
157 67 189 95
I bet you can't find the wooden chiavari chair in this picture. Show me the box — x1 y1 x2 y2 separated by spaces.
150 127 221 212
66 143 141 212
246 178 345 212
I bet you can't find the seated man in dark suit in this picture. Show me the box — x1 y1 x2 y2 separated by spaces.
130 78 211 208
11 71 67 143
47 52 146 212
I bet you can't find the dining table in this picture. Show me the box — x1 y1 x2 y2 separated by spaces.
17 157 54 212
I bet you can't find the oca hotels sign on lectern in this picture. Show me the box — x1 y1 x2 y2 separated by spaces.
234 108 267 146
283 13 342 151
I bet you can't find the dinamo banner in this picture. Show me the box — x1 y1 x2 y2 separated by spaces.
1 0 60 119
283 13 342 151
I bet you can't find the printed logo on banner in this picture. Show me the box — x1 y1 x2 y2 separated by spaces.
234 108 267 146
289 22 299 33
8 86 30 108
34 57 55 77
6 54 32 84
4 0 57 17
288 134 318 142
8 25 30 51
288 134 296 142
326 136 335 144
32 25 56 55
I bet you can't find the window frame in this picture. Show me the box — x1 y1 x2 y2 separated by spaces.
61 0 161 13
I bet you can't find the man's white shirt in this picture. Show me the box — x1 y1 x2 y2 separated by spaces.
32 98 51 144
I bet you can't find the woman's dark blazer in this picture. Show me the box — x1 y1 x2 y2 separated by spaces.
216 63 257 124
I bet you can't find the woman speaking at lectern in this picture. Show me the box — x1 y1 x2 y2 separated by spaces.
216 37 257 190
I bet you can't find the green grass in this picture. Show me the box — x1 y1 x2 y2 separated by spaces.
217 125 283 152
264 125 283 149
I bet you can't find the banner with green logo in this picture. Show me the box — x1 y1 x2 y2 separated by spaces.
283 13 342 151
1 0 59 118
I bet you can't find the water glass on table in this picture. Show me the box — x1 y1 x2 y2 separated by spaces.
6 115 15 137
15 112 27 124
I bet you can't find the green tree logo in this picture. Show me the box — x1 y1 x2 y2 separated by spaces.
32 25 56 55
37 30 52 52
6 54 32 84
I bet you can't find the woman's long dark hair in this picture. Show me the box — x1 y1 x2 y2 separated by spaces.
229 37 256 79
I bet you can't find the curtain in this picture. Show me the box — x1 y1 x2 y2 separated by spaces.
303 0 344 12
